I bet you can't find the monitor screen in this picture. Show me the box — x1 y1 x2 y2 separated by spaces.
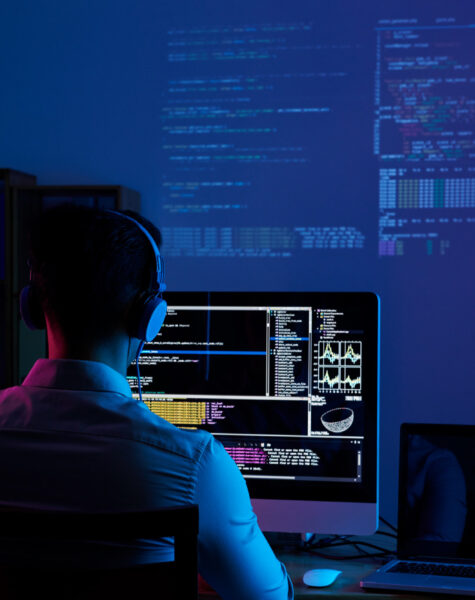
127 291 379 533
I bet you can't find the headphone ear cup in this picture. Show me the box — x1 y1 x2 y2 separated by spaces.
20 285 46 331
132 296 167 342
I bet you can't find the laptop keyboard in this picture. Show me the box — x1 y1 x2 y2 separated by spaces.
388 562 475 579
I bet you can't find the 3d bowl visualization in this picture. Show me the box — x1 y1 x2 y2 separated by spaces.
321 407 354 433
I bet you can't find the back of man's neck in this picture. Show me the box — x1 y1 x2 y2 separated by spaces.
47 340 128 377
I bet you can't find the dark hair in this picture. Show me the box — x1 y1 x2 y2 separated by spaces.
29 204 162 339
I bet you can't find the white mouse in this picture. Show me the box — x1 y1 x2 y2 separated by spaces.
302 568 342 587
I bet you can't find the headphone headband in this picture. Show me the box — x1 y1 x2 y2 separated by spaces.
104 210 167 341
105 210 166 293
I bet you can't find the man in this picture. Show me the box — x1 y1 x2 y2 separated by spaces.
0 204 293 600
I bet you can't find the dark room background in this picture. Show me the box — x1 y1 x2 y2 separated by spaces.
0 0 474 525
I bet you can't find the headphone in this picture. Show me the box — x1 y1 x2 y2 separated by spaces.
20 209 168 343
109 210 167 342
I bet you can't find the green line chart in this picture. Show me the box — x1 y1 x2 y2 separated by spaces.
317 342 362 391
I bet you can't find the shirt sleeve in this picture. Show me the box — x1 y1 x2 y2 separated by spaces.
194 435 294 600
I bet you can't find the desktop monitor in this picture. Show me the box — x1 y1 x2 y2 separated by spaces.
127 291 380 535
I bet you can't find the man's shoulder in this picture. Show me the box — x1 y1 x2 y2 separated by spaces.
128 401 215 463
0 382 215 466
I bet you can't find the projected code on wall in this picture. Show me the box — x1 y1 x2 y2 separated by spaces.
159 21 368 258
158 13 474 260
375 19 475 257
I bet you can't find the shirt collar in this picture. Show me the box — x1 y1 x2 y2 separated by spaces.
22 359 133 398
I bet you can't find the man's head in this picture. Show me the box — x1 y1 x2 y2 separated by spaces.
27 204 163 363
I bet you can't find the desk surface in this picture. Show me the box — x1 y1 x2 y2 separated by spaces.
280 553 446 599
198 532 448 599
199 552 446 599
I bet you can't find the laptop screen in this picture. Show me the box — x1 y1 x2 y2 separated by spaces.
398 424 475 561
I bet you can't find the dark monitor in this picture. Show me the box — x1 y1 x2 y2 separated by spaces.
127 291 379 534
398 423 475 560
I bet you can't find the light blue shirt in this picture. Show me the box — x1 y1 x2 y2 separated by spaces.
0 359 293 600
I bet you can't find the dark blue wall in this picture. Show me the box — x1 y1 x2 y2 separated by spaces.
1 0 474 526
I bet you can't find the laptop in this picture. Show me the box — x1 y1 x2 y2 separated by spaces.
361 423 475 596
